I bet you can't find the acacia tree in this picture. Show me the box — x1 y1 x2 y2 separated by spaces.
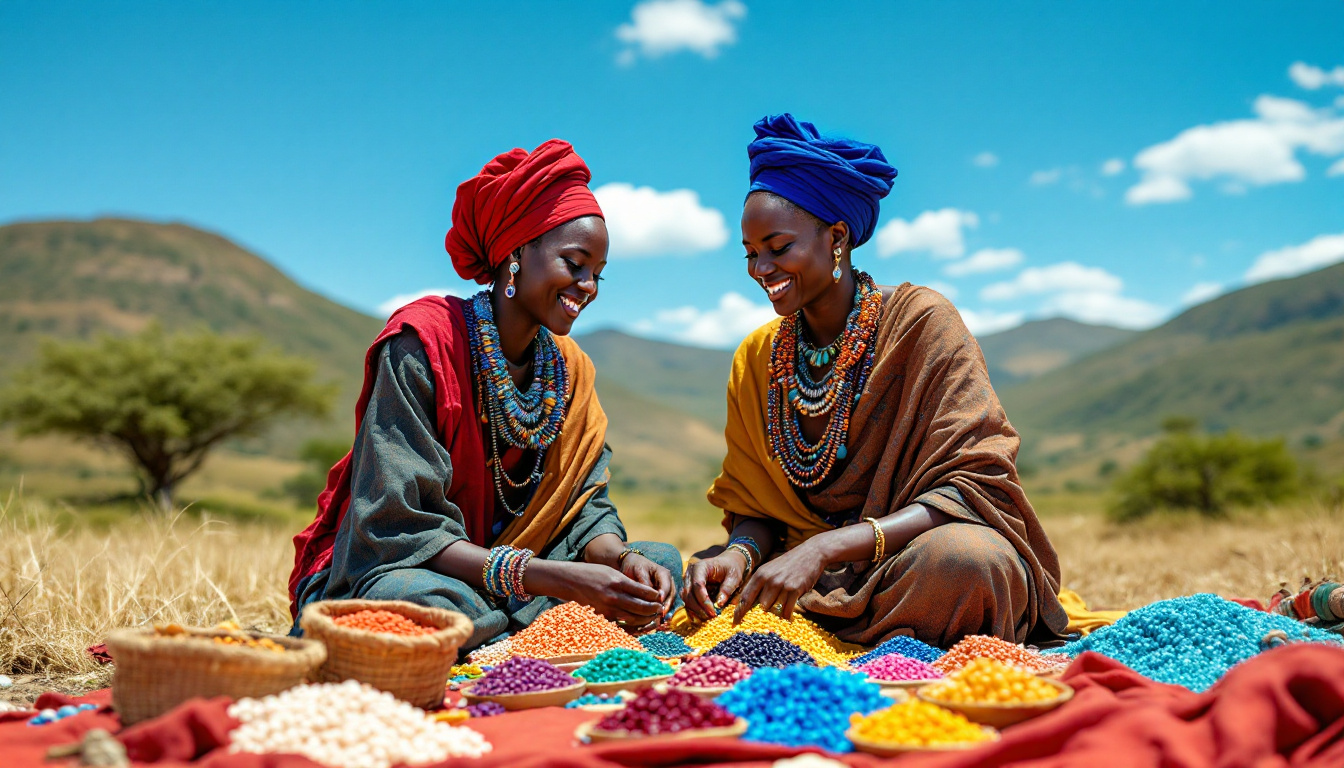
0 326 334 507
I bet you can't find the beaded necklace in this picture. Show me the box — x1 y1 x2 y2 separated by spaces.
766 271 881 488
463 291 570 516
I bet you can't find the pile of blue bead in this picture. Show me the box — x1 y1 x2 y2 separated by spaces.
706 632 815 669
850 634 944 666
28 703 97 726
717 665 887 753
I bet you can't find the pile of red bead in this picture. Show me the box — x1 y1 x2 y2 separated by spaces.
855 653 943 682
469 656 578 695
594 688 737 736
668 655 753 689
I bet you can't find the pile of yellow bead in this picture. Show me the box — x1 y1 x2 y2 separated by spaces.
679 606 860 667
921 657 1062 705
848 700 994 747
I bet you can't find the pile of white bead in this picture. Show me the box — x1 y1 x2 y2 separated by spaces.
468 637 513 666
227 680 492 768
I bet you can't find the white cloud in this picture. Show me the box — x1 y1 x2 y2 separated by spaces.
378 287 467 316
957 308 1024 336
1040 291 1166 329
972 151 999 168
1244 232 1344 283
593 182 728 257
1329 158 1344 177
981 262 1122 301
616 0 746 62
1126 94 1344 205
874 208 979 258
925 281 959 299
1101 158 1126 176
1029 168 1062 186
1181 281 1223 305
944 248 1024 277
630 291 775 348
1289 61 1344 90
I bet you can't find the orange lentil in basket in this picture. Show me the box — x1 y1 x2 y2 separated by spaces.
933 635 1058 675
332 609 436 636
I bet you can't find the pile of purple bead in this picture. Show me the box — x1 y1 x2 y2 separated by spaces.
469 656 578 695
465 701 507 717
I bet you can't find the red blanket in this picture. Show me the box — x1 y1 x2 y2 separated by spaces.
4 645 1342 768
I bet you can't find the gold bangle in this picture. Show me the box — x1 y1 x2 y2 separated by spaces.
617 546 644 568
864 517 885 563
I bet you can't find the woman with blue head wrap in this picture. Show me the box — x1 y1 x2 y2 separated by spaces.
682 114 1069 649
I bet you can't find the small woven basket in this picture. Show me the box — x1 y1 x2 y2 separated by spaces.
107 626 326 726
300 599 472 708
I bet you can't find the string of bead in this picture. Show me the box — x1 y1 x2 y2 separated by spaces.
481 545 534 602
463 290 570 516
766 271 882 488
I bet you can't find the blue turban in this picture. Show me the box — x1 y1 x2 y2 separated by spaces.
747 114 897 248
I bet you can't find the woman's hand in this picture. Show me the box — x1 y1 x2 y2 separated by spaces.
620 553 676 619
528 560 664 630
681 551 749 621
732 542 827 623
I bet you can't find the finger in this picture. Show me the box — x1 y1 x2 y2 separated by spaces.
779 590 800 621
716 566 744 608
628 564 655 588
755 583 783 621
654 567 675 614
616 575 662 603
733 575 763 624
691 580 717 620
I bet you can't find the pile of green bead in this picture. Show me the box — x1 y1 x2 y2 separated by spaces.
574 648 675 683
638 631 694 657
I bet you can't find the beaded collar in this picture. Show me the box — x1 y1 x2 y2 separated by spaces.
463 291 570 516
766 271 881 489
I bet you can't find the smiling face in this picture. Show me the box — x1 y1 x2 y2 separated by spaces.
495 215 608 337
741 192 851 317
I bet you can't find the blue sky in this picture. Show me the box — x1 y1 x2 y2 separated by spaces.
2 1 1342 346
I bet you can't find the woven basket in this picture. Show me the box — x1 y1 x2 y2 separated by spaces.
107 626 326 726
300 599 472 708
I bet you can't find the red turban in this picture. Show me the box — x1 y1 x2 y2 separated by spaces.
445 139 604 284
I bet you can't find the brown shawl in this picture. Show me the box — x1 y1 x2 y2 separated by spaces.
707 284 1068 640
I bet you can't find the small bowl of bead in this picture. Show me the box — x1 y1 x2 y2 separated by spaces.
573 648 677 696
916 658 1074 729
460 656 588 711
846 699 1001 756
665 655 753 699
544 652 598 673
847 725 1000 756
575 688 747 744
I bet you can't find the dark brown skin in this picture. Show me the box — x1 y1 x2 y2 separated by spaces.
431 215 675 629
681 193 951 622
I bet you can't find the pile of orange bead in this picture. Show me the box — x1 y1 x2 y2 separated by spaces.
922 658 1063 705
509 601 642 658
932 635 1058 675
332 609 437 637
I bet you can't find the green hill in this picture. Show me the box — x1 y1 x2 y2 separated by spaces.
976 318 1135 388
1002 261 1344 441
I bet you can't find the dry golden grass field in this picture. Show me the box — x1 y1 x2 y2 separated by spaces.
1 480 1341 707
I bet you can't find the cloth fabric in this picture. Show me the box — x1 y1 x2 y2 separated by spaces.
288 295 609 617
1059 588 1128 636
6 644 1344 767
708 284 1069 645
444 139 604 284
747 113 897 248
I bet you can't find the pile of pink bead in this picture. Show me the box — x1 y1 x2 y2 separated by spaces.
855 653 944 682
668 655 753 688
469 656 578 695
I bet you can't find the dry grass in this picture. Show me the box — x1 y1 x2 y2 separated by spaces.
2 484 1340 704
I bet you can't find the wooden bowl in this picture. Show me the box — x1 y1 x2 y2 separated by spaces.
668 684 733 700
847 726 1000 756
865 676 942 692
576 716 749 744
581 673 675 696
460 680 586 710
544 653 597 672
917 678 1074 728
574 702 627 713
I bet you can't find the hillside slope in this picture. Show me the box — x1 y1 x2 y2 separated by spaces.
1002 262 1344 439
976 318 1134 388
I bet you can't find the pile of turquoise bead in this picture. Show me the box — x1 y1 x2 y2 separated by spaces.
573 648 674 683
638 631 694 657
1050 593 1342 692
716 665 887 752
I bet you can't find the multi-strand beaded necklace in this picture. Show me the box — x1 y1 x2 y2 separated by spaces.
463 291 569 516
766 271 882 488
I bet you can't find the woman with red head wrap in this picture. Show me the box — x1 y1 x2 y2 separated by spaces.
289 140 682 649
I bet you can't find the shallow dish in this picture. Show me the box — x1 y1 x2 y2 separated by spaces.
576 716 749 744
847 726 1000 756
667 684 733 700
543 653 597 672
865 676 942 691
917 678 1074 728
581 673 675 696
460 680 586 710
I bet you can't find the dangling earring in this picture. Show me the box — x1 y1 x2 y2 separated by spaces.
832 248 843 282
505 261 519 298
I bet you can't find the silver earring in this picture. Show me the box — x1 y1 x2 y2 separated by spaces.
832 248 843 282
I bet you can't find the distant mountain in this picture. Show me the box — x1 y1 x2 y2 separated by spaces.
1002 261 1344 439
975 318 1135 388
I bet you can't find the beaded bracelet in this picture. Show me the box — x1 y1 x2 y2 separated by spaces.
727 536 762 563
863 517 886 563
482 546 535 601
617 546 645 569
725 542 756 575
